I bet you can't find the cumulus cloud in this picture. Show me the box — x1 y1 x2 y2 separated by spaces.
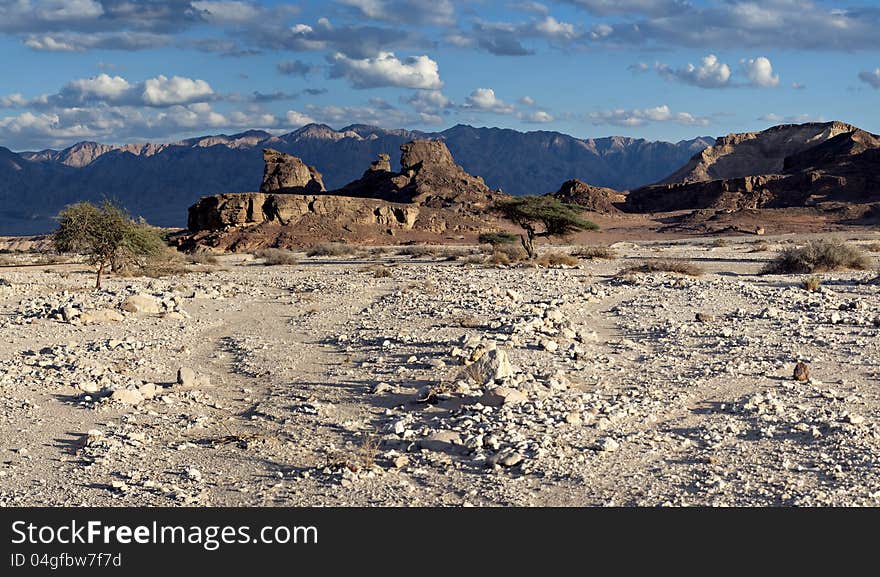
858 68 880 89
462 88 515 114
4 73 217 109
142 75 215 106
742 57 780 87
403 90 451 114
301 102 419 127
657 54 731 88
285 110 317 127
589 105 710 127
519 96 536 106
329 51 442 89
519 110 554 123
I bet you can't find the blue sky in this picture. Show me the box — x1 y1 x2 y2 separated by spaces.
0 0 878 150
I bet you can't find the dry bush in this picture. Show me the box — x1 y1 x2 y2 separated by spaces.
186 252 218 265
485 243 528 265
749 240 770 253
536 252 580 267
572 245 617 260
306 243 357 257
254 248 298 266
462 253 486 265
762 239 872 274
362 264 392 278
801 276 822 292
617 259 704 277
711 238 729 248
398 245 441 258
864 242 880 253
137 250 191 278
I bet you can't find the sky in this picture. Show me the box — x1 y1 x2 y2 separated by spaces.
0 0 879 151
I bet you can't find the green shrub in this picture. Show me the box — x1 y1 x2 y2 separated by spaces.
762 239 872 274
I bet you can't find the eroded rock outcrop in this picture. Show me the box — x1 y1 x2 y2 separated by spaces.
185 140 505 249
550 179 624 213
260 148 324 194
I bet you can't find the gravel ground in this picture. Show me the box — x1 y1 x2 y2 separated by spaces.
1 232 879 506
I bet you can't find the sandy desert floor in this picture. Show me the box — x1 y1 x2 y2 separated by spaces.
1 231 880 506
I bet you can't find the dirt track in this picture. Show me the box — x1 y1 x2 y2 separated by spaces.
1 232 880 506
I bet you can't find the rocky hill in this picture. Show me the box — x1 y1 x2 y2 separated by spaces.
1 124 711 234
626 122 880 213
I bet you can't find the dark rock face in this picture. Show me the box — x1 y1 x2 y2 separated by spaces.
259 148 324 194
626 123 880 213
550 179 624 213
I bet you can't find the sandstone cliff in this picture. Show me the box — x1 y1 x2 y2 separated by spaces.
626 122 880 213
185 139 506 250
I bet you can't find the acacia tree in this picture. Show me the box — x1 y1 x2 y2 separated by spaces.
495 196 598 259
53 201 166 289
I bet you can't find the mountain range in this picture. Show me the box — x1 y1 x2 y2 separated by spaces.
0 124 712 235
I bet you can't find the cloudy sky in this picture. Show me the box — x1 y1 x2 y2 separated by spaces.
1 0 879 150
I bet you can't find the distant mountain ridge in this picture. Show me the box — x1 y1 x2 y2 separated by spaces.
0 123 713 234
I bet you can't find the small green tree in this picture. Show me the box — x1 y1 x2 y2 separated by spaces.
478 231 520 246
53 201 166 289
495 196 598 259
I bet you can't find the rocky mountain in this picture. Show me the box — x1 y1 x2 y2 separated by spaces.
0 124 711 234
626 122 880 213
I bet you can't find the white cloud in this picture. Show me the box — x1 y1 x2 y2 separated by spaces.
330 51 442 89
285 110 317 127
759 112 825 124
462 88 515 114
742 56 780 87
141 76 215 106
404 90 451 113
66 74 132 101
519 95 536 106
534 16 578 41
3 74 217 110
657 54 731 88
858 68 880 89
589 104 709 127
520 110 554 123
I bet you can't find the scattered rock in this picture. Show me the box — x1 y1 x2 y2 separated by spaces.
793 361 810 382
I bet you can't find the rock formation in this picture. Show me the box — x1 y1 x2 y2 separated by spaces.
260 148 324 194
550 179 624 213
626 122 880 213
185 140 506 250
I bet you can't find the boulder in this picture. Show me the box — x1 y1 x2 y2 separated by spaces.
79 309 124 324
122 294 162 314
468 348 514 383
479 386 526 407
260 149 324 194
112 389 144 405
